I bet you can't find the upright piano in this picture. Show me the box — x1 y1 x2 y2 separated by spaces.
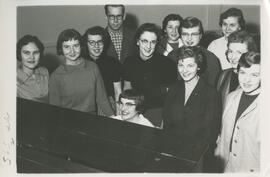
17 98 208 173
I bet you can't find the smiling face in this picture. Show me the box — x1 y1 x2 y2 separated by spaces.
165 20 180 43
227 42 248 68
137 31 157 60
222 16 241 38
21 42 40 72
178 57 199 82
119 98 138 121
181 26 202 47
87 34 104 60
62 39 81 65
238 64 260 95
106 6 125 31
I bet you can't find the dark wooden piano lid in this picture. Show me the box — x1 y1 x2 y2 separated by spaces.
17 98 208 173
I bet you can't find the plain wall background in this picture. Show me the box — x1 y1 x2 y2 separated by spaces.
17 5 260 72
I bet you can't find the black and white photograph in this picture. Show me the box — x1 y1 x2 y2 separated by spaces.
0 0 270 176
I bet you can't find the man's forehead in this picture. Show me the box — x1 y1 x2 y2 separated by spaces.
107 6 123 14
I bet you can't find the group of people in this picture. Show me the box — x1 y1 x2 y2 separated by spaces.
17 4 261 173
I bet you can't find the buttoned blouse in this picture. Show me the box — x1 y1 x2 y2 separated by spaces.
17 66 49 103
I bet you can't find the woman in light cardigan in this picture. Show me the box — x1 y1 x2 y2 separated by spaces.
215 52 261 172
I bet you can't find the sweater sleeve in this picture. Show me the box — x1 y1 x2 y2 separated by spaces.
49 73 62 107
94 65 114 117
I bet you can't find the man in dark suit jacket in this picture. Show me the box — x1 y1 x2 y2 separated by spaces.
104 4 135 64
168 17 221 87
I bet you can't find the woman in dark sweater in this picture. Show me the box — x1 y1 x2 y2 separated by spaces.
83 26 123 113
163 46 222 149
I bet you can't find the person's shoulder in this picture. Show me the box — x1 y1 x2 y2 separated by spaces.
85 59 99 69
124 55 138 65
51 64 65 76
216 36 226 43
229 88 242 97
218 68 232 83
156 53 176 66
222 68 233 75
102 55 122 70
123 27 136 35
155 53 170 61
36 66 49 76
209 36 224 45
168 80 183 92
159 37 168 46
225 88 243 104
199 77 218 94
104 55 120 64
200 46 220 61
167 49 178 63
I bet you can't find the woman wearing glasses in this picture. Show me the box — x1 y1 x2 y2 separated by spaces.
111 89 154 128
17 35 49 103
217 30 257 107
83 26 123 113
123 23 177 110
49 29 114 116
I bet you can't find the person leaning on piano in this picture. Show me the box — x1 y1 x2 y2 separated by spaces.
111 89 156 128
49 29 114 117
17 35 49 103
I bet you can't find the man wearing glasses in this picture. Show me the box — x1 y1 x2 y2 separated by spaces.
168 17 221 87
104 4 135 64
123 23 177 114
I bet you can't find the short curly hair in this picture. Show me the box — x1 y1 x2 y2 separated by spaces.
135 23 161 45
17 35 44 61
175 46 207 75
